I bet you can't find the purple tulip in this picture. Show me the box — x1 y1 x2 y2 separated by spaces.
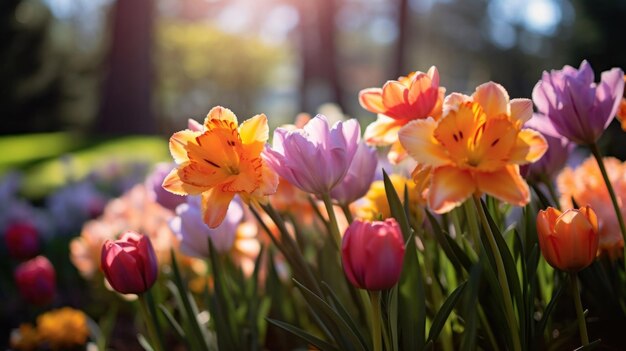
170 196 243 257
101 231 158 295
521 114 574 182
264 115 361 195
146 163 185 211
532 60 624 145
330 142 378 205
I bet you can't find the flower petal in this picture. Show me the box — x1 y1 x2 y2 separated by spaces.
475 165 529 206
509 129 548 165
201 189 236 228
239 113 269 145
204 106 238 128
359 88 386 114
162 168 207 195
398 117 451 167
169 130 199 164
509 98 533 126
472 82 510 117
428 166 475 214
363 114 404 146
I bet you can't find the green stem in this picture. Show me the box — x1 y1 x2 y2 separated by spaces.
321 193 342 249
589 143 626 260
463 201 481 254
138 293 165 351
570 272 589 345
472 194 521 351
370 291 383 351
340 203 354 224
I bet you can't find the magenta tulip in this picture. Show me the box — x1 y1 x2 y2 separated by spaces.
264 115 360 195
4 221 40 260
330 141 378 205
532 60 624 145
101 231 158 294
342 219 405 290
14 256 56 305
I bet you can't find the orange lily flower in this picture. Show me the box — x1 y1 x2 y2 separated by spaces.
398 82 548 213
163 106 278 228
359 66 445 163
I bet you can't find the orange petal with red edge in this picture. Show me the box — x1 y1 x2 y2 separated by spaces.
428 165 475 214
169 130 199 164
399 117 451 167
475 165 529 206
162 168 207 195
509 129 548 165
382 81 409 110
201 188 236 228
359 88 386 114
472 82 509 118
204 106 238 128
364 115 404 146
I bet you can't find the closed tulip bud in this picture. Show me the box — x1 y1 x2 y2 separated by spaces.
5 221 40 260
341 219 405 290
536 206 599 272
14 256 56 305
101 231 158 294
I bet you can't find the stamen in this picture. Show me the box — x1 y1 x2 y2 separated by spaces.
204 159 220 168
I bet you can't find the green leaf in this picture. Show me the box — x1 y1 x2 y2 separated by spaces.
208 239 239 349
267 318 340 351
320 282 371 350
573 339 602 350
158 304 185 340
426 210 472 272
536 277 565 342
460 264 481 351
427 282 467 343
137 333 155 351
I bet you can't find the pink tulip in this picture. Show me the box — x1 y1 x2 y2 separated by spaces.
101 231 158 294
342 219 405 290
14 256 56 305
533 60 624 145
264 115 360 195
330 142 378 205
4 221 40 260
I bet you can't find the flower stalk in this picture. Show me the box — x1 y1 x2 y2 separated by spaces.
570 273 590 346
138 293 164 351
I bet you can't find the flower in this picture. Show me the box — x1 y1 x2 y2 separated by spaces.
557 156 626 259
520 114 574 182
37 307 89 350
70 184 178 279
330 142 378 205
146 163 186 211
355 174 423 221
359 67 445 163
10 324 39 351
341 219 405 290
14 256 56 305
101 231 158 294
264 114 360 195
4 221 40 260
536 206 599 272
616 75 626 131
170 196 243 256
532 60 624 145
398 82 548 213
163 106 278 228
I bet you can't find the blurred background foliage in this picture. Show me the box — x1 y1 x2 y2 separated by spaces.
1 0 626 193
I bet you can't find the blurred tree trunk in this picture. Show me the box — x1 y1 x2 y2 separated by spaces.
95 0 156 135
394 0 409 78
296 0 344 113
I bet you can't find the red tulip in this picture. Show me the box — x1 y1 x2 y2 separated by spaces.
5 221 40 260
14 256 56 305
101 231 158 294
341 218 405 290
536 206 599 272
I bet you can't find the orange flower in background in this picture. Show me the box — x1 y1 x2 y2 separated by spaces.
398 82 547 213
163 106 278 228
536 206 599 272
616 75 626 131
37 307 89 350
558 156 626 260
359 66 445 163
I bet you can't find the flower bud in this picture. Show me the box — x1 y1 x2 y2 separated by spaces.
536 206 599 272
5 221 40 260
101 231 158 294
14 256 56 305
341 219 405 290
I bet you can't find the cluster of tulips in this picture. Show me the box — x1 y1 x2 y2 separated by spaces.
23 60 626 350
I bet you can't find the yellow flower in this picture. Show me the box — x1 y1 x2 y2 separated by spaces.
37 307 89 350
398 82 548 213
10 324 39 351
163 106 278 228
355 174 423 221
